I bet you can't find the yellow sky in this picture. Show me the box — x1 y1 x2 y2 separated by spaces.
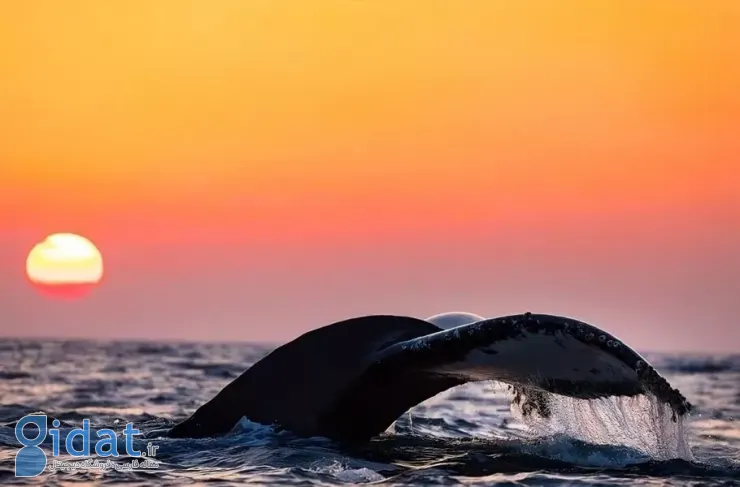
2 1 738 217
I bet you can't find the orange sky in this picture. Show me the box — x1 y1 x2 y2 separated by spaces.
1 1 738 351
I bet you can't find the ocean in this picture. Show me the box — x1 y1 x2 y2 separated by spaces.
0 339 738 486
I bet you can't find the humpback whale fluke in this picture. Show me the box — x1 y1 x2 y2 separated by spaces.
168 313 691 443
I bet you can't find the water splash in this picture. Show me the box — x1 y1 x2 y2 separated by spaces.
511 392 694 461
310 461 385 483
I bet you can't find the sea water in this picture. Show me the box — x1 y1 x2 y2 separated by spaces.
0 339 738 485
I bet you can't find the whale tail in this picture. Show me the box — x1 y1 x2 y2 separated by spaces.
168 313 691 443
167 315 445 439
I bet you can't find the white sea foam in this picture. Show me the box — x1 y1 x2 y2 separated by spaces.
511 393 694 461
229 416 282 445
311 460 386 483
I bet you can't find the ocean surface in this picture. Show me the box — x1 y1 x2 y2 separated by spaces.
0 339 738 486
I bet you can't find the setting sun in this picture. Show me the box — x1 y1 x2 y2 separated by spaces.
26 233 104 299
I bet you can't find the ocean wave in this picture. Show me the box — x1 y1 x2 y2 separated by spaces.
0 340 738 485
649 354 740 374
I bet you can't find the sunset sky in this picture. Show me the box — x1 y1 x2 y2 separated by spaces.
1 1 738 351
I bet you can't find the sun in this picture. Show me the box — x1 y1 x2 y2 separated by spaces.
26 233 104 299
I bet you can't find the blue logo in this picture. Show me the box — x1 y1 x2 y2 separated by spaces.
14 414 158 477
